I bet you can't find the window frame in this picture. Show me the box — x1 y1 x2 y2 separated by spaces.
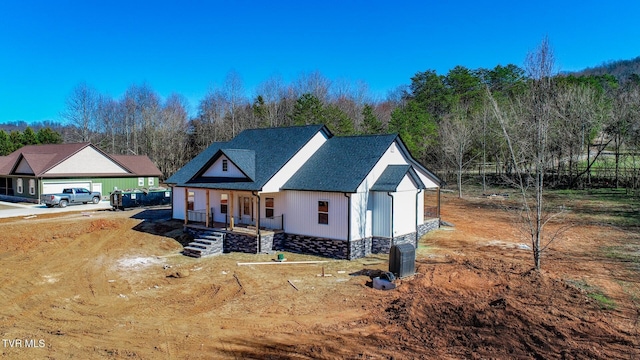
220 194 228 214
148 177 154 186
318 200 329 225
242 196 251 216
222 159 228 172
138 177 144 186
16 178 23 194
265 197 274 218
29 179 35 195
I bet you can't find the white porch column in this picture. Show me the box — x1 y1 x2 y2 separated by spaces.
229 191 235 230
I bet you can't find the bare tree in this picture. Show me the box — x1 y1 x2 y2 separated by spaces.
255 74 287 127
607 83 640 188
157 93 189 177
195 87 228 150
223 70 246 137
95 94 120 154
61 82 98 142
293 70 331 103
439 103 475 198
488 37 566 270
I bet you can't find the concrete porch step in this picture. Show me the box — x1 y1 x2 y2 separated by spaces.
193 239 218 245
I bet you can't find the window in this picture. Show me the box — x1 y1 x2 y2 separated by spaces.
318 200 329 225
17 178 23 194
265 197 274 218
222 159 228 172
187 191 195 210
242 197 251 216
138 177 144 186
220 194 228 214
148 177 154 186
29 179 35 195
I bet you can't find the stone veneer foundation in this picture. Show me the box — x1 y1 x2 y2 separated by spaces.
186 218 440 260
274 218 440 260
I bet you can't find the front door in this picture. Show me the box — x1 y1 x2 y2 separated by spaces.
239 196 253 225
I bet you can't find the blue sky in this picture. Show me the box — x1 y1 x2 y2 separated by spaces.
1 0 639 124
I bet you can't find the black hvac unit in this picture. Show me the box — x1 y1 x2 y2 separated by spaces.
389 243 416 278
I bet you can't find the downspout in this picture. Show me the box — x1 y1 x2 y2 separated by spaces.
437 187 441 219
38 177 42 203
344 193 351 260
415 189 422 248
252 191 261 253
387 192 394 246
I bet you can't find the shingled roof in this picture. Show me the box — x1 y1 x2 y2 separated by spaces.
110 155 163 176
0 143 87 176
370 164 426 191
0 143 162 177
165 125 331 190
282 134 398 192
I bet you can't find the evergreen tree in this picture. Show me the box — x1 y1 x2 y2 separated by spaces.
22 126 38 145
36 127 63 144
289 93 325 125
0 130 11 155
324 105 355 135
361 104 383 134
8 130 23 152
252 95 268 127
388 100 437 161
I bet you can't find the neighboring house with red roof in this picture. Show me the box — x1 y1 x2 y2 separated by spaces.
0 143 163 203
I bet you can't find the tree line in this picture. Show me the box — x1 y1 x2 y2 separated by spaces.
0 126 63 155
5 49 639 194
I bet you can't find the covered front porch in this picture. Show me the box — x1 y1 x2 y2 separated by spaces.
182 187 284 232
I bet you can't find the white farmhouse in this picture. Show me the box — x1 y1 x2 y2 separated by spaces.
165 125 442 259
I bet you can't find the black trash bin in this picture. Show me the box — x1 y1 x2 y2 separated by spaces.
389 243 416 279
110 190 123 210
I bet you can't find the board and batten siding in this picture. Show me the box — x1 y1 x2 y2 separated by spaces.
284 190 348 241
371 191 391 237
172 186 186 220
261 131 328 193
355 140 439 194
171 187 207 220
356 141 410 194
203 190 224 222
46 147 128 175
202 155 245 178
369 176 422 238
258 192 284 219
350 191 371 240
393 188 419 236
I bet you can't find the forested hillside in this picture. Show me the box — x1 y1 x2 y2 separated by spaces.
2 49 639 193
575 56 640 83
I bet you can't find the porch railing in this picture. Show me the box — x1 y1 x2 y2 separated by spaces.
260 215 284 230
424 206 439 219
187 208 213 223
226 214 283 230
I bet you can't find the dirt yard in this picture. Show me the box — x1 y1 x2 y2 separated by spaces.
1 193 639 359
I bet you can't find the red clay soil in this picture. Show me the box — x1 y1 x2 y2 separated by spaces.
0 195 639 359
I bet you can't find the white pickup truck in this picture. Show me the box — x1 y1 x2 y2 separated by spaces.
40 188 102 208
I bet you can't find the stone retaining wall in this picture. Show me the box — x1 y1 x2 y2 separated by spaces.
223 232 259 254
274 233 349 259
185 218 440 259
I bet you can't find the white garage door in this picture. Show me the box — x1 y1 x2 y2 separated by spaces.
42 182 92 195
92 183 103 198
